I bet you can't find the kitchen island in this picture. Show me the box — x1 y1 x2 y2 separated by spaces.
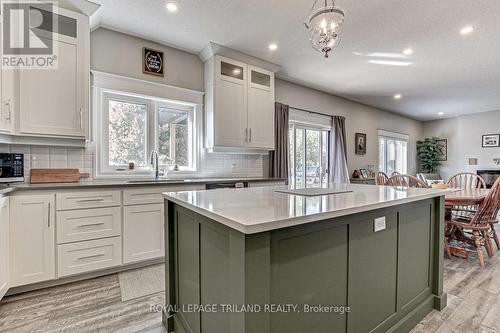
162 183 448 333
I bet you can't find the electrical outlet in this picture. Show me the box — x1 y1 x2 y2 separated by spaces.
374 217 386 232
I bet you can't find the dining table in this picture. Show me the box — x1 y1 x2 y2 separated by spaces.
445 188 490 208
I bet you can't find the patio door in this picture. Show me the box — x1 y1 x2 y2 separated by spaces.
289 125 329 187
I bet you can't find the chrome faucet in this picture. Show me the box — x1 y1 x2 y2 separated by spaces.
150 150 160 180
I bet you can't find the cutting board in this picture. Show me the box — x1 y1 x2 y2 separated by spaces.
30 169 90 184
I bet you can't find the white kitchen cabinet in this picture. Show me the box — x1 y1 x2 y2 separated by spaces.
10 195 55 287
0 197 9 300
18 6 89 138
213 56 248 148
57 237 122 278
0 8 13 134
123 203 164 264
247 66 275 149
205 55 275 151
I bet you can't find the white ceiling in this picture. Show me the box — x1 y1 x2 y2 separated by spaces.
91 0 500 121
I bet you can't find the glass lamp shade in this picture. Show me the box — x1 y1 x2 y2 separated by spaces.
305 1 345 58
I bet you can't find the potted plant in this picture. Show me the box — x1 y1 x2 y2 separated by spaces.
416 137 441 173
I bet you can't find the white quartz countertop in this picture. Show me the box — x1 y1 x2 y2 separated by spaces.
163 183 450 234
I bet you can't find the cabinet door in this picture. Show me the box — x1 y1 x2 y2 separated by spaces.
214 56 248 147
123 203 164 264
10 195 55 287
247 66 275 149
19 8 88 138
0 11 13 133
0 197 9 300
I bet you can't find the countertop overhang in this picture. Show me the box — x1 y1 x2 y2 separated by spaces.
163 183 451 234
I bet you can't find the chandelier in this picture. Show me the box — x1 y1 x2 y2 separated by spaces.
304 0 345 58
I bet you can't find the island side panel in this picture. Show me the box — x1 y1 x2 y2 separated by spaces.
267 221 349 333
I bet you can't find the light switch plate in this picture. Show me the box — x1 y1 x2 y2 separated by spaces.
374 217 386 232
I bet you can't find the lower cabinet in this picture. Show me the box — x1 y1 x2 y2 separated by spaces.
123 203 165 264
57 237 122 278
0 197 10 300
10 195 55 287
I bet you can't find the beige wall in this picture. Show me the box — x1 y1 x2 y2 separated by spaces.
91 28 425 177
423 110 500 181
275 79 424 175
91 28 204 91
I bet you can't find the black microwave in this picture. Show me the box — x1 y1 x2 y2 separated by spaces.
0 153 24 183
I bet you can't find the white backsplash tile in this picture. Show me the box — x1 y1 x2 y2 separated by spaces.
2 144 266 181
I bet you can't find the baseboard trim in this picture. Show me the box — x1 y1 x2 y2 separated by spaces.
7 258 165 296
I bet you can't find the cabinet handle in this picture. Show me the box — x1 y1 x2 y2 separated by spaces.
47 202 51 228
249 128 252 142
77 222 105 228
76 198 105 203
77 253 105 260
5 99 12 122
245 128 248 142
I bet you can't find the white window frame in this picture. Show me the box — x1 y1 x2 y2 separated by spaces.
94 87 201 179
378 129 409 175
289 121 331 186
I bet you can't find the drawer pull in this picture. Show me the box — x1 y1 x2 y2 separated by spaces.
77 253 105 260
76 198 105 203
77 222 105 228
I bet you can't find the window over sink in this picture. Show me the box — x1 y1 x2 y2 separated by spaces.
97 91 198 177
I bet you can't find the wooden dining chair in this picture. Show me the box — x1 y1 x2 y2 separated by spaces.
447 172 487 189
375 172 389 185
387 174 429 188
446 177 500 266
448 173 487 219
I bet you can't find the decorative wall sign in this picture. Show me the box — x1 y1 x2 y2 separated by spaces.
355 133 367 155
143 47 164 77
436 139 448 161
482 134 500 148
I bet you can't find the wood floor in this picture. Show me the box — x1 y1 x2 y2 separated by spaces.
0 273 166 333
3 246 500 332
412 245 500 332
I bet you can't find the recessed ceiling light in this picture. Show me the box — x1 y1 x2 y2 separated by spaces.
369 60 412 66
269 43 278 51
403 48 414 55
460 26 474 35
394 94 402 100
166 2 178 12
438 112 444 116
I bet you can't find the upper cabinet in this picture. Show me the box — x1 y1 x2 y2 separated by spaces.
0 5 90 142
0 7 13 133
18 6 89 138
204 55 276 151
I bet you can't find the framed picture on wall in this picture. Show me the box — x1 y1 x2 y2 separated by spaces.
436 139 448 161
143 47 164 77
482 134 500 148
355 133 367 155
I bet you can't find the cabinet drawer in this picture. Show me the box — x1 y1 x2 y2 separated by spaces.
123 185 205 206
57 207 121 244
56 191 121 210
57 237 122 277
